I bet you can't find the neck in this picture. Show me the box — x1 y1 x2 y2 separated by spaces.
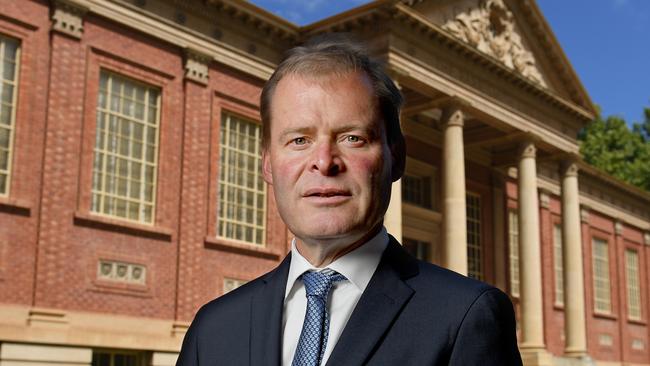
295 224 382 268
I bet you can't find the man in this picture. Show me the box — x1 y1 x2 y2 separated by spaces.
177 35 522 366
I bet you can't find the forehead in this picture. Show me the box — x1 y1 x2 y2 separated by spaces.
270 71 376 115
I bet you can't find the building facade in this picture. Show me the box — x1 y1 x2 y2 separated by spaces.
0 0 649 365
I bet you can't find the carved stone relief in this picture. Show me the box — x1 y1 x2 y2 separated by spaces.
442 0 546 87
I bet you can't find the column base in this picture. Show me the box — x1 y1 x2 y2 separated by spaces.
151 352 179 366
0 343 91 366
520 347 554 366
552 355 595 366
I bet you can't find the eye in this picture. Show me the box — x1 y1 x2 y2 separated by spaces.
292 137 307 145
346 135 360 143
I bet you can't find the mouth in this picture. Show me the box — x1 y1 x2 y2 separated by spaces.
303 188 351 197
302 188 352 205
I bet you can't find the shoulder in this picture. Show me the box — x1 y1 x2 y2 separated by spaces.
407 260 512 318
188 272 267 335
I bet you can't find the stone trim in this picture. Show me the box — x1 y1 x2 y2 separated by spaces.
539 189 551 209
614 221 623 236
51 0 88 39
580 206 590 223
644 233 650 246
184 48 211 85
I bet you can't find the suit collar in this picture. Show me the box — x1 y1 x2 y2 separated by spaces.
326 236 419 365
250 253 291 366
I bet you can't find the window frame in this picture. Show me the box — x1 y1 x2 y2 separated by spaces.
466 191 483 281
75 49 175 237
624 247 642 321
552 220 564 307
90 70 161 225
0 34 20 197
214 110 267 246
507 208 520 298
591 235 613 315
402 157 437 211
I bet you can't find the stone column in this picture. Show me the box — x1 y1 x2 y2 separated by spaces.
384 179 403 242
561 161 588 358
441 105 467 275
517 141 550 365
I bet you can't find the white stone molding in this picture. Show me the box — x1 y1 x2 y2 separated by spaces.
441 0 546 86
614 221 623 236
184 48 211 85
644 233 650 246
580 206 590 223
539 189 551 209
51 0 88 39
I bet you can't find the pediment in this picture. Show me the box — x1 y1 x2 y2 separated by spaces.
403 0 595 114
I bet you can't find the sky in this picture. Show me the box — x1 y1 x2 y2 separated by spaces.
249 0 650 125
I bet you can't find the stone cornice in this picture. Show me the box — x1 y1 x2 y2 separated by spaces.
391 4 594 123
205 0 298 40
387 50 580 154
75 0 275 80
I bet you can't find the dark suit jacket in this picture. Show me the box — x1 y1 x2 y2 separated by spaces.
177 236 522 365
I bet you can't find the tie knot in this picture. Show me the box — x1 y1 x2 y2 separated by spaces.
301 270 346 298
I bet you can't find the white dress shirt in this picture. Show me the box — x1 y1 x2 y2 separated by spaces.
281 228 388 366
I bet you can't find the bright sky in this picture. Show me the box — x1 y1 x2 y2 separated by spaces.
249 0 650 125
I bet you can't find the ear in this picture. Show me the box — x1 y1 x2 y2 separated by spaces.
262 149 274 185
389 137 406 182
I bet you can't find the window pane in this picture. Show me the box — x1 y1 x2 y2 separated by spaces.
0 35 19 196
508 210 520 297
91 71 159 223
553 224 564 306
592 238 611 313
466 193 482 280
625 249 641 320
217 113 266 245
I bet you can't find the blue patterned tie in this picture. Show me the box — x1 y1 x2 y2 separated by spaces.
292 270 346 366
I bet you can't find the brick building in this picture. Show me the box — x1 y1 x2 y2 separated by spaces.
0 0 649 365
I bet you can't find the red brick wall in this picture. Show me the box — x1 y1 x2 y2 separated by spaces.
0 1 289 323
0 0 50 306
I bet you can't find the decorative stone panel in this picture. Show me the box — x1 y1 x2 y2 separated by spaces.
614 221 623 236
441 0 546 87
580 206 590 223
97 260 146 285
184 48 211 85
539 189 550 209
51 0 88 39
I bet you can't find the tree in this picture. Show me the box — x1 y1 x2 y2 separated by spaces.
578 107 650 192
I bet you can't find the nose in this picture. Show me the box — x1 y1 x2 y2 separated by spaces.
311 140 344 176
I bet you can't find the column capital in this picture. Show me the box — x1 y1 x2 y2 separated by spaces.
518 140 536 159
51 0 88 39
614 221 624 236
580 206 590 223
184 48 211 85
561 161 579 178
644 233 650 246
440 105 464 128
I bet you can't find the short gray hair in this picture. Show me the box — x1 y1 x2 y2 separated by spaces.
260 34 405 155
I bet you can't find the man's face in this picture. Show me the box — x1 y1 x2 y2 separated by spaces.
262 71 395 247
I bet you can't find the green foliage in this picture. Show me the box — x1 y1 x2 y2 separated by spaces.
578 107 650 192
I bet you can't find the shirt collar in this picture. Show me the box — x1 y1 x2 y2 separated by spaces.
284 227 389 300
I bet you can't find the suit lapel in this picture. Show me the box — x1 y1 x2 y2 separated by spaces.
326 237 419 366
250 253 291 366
